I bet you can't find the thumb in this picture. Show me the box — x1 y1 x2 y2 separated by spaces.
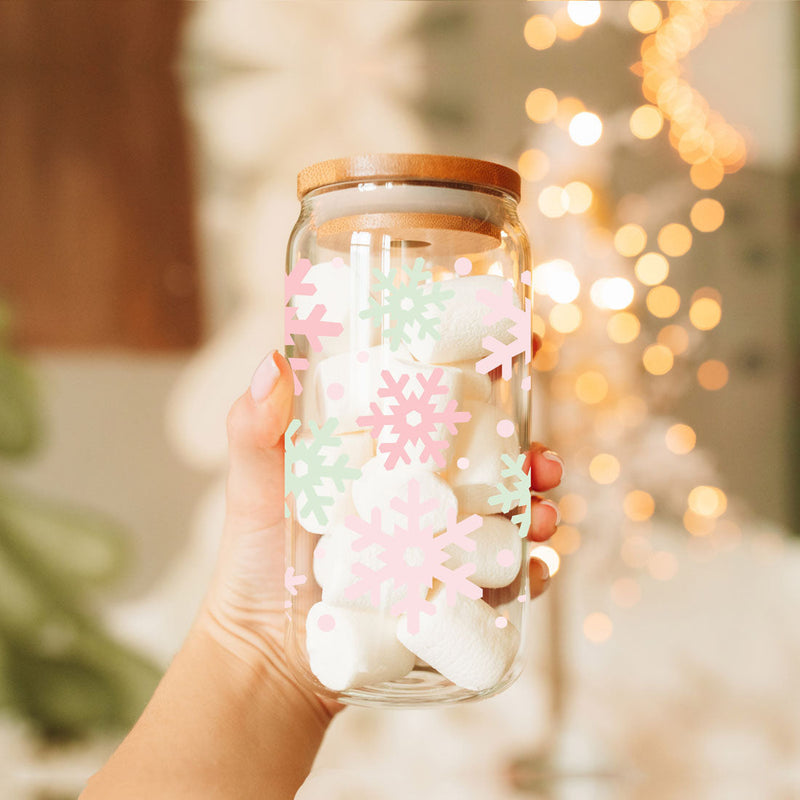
223 350 294 536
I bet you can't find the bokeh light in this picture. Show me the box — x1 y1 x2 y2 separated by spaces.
591 277 634 310
683 508 716 537
634 252 669 285
690 159 724 190
646 285 681 318
642 344 674 375
628 0 662 33
569 112 603 146
607 311 641 343
665 423 696 454
590 453 621 484
551 524 581 555
689 297 722 330
565 181 593 213
688 485 728 517
533 340 559 372
559 493 588 524
549 303 582 333
525 88 558 123
530 545 561 576
524 14 558 50
555 96 586 128
583 612 613 643
657 324 689 354
657 223 693 257
538 185 570 218
575 370 609 404
630 104 664 139
697 359 729 390
624 490 655 521
567 0 601 27
690 198 725 232
614 223 647 257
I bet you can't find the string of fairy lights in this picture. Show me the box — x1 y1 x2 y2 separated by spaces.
519 1 746 644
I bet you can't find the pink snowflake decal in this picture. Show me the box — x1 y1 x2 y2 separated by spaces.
355 368 471 469
284 566 307 596
475 280 532 387
285 258 344 394
344 480 482 634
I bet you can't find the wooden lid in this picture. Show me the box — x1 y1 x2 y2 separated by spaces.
297 153 521 201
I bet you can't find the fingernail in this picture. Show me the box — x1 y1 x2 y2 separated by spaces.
542 450 565 479
250 351 280 402
530 556 550 582
538 499 561 527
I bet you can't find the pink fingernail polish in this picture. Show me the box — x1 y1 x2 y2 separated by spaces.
542 450 565 479
250 351 280 402
538 499 562 526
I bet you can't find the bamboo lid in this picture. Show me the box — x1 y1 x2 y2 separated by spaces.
297 153 521 202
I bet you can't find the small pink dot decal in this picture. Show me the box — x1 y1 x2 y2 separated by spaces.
454 257 472 276
521 270 532 286
497 548 515 567
331 257 345 269
316 546 327 559
496 419 515 438
356 350 370 363
317 614 336 632
517 594 527 603
522 375 532 392
326 382 344 400
284 600 292 609
495 616 508 629
457 457 470 470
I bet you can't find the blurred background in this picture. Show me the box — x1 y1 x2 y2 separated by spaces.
0 1 798 798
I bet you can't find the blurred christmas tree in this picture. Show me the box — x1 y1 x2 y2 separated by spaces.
0 301 159 741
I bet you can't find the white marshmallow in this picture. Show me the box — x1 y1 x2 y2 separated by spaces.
291 259 351 355
352 457 457 534
312 534 334 587
442 514 521 588
452 360 492 403
296 431 373 534
407 275 521 364
397 587 521 692
446 400 521 515
306 601 415 691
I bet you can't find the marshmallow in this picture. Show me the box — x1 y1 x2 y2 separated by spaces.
397 586 521 692
407 275 520 364
452 360 492 403
442 514 521 588
352 457 457 534
296 431 373 534
291 259 352 355
446 400 521 515
306 601 415 691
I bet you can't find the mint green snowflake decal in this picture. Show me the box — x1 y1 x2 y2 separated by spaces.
285 418 361 525
488 453 531 539
359 258 454 352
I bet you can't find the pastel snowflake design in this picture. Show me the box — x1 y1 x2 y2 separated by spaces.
356 367 471 469
488 453 532 539
475 279 532 388
284 566 307 596
344 480 482 634
284 417 361 524
359 257 454 352
285 258 344 394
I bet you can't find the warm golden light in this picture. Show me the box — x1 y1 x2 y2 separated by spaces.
590 277 635 310
607 311 641 344
575 370 609 404
531 313 546 338
642 344 674 375
689 297 722 331
569 111 603 146
567 0 601 27
648 551 678 581
551 524 581 555
624 490 655 521
554 6 584 42
590 453 621 484
630 104 664 139
614 223 647 257
646 285 681 318
550 303 583 333
564 181 593 214
518 148 550 182
534 259 580 301
657 223 693 257
697 359 729 390
683 508 716 537
559 493 588 524
538 185 570 218
533 340 559 372
524 14 558 50
657 324 689 354
665 423 696 454
530 545 561 576
690 159 724 190
688 485 728 517
611 577 642 609
628 0 662 33
555 96 586 128
690 197 725 232
634 252 669 286
525 88 559 123
583 612 613 643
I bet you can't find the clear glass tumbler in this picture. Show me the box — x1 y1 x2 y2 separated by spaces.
284 154 532 706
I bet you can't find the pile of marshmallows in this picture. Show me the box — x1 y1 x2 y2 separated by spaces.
296 264 526 694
